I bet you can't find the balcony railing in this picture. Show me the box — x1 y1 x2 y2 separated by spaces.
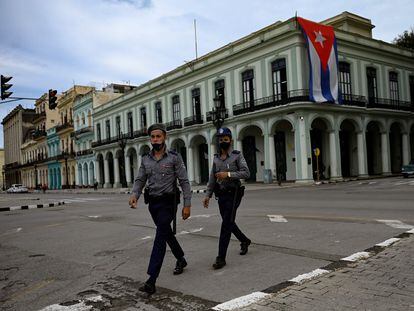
233 89 309 116
232 90 414 116
56 121 74 133
184 115 204 126
33 111 46 122
133 128 148 138
71 126 93 138
76 150 93 157
166 120 183 131
32 130 47 139
56 152 76 161
366 97 412 111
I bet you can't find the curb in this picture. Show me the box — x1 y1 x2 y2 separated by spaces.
0 201 66 213
212 228 414 310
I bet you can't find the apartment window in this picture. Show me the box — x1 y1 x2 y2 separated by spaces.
271 59 288 101
82 113 85 125
172 95 181 122
410 76 414 106
97 123 101 141
242 69 255 104
389 71 399 103
366 67 378 105
155 102 162 123
191 88 201 117
105 120 111 139
214 79 225 108
127 112 133 135
140 107 147 129
116 116 121 137
339 62 352 100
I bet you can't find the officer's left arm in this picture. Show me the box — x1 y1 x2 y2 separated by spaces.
174 154 192 209
230 153 250 180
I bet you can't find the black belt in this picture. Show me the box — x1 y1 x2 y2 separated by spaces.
148 193 175 204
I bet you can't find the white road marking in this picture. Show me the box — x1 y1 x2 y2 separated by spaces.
394 181 410 186
38 295 103 311
87 215 100 218
1 227 22 237
63 199 86 203
212 292 270 310
177 228 204 235
141 236 152 240
376 238 400 247
289 268 330 284
189 214 216 219
267 215 288 223
368 181 377 185
341 251 371 262
407 228 414 234
376 219 414 229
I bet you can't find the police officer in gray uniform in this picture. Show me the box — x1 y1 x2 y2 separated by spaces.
203 127 251 269
129 123 192 295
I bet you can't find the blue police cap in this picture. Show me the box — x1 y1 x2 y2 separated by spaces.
217 127 232 137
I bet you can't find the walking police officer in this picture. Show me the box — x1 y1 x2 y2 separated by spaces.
129 123 192 295
203 127 251 269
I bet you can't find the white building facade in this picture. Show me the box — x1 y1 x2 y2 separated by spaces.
92 12 414 187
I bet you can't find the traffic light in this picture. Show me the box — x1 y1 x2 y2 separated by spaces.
1 75 13 100
48 89 58 109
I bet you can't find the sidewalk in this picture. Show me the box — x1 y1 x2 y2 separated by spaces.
237 233 414 311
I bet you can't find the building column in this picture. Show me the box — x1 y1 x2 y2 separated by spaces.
75 165 80 186
263 132 272 183
356 131 368 177
125 154 132 187
329 129 342 181
235 139 242 152
186 146 195 184
269 134 276 179
381 131 391 175
114 156 121 188
95 160 101 186
294 116 313 182
104 158 111 188
402 132 410 166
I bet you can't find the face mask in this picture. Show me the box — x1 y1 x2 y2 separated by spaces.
219 142 231 150
152 142 165 151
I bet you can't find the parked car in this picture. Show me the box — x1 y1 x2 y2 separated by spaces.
401 161 414 178
6 184 29 193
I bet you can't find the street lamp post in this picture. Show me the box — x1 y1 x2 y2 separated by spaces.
211 95 227 150
118 132 128 188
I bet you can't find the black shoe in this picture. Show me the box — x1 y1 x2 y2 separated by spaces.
139 282 156 295
212 257 226 270
173 257 187 275
240 239 251 255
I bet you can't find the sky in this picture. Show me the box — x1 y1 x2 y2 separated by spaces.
1 0 413 148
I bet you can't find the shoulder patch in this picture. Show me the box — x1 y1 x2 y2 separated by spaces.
232 150 241 154
168 150 178 155
214 153 219 157
143 152 150 157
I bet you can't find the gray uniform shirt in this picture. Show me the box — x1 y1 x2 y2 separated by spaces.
205 149 250 198
132 149 192 207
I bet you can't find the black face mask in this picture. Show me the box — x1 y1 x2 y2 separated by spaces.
219 142 231 151
152 142 165 152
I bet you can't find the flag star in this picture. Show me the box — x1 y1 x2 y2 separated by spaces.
314 30 326 48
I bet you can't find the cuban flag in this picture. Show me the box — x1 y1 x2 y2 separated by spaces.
297 17 340 103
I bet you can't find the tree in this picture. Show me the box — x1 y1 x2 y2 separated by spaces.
392 27 414 50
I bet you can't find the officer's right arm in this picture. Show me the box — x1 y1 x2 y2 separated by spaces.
130 160 147 208
204 162 216 208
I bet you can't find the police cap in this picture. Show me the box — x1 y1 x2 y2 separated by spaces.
217 127 232 138
148 123 166 135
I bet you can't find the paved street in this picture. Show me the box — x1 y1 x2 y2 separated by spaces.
0 176 413 310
